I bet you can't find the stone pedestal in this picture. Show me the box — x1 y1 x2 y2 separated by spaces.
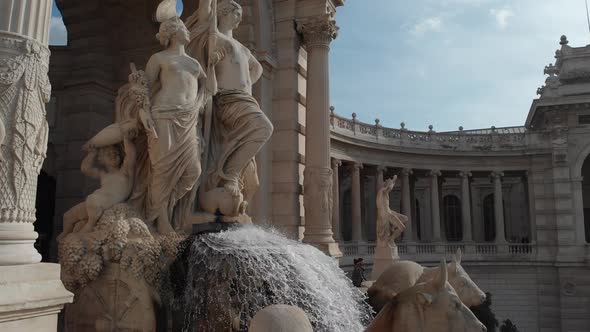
370 243 399 280
0 264 72 332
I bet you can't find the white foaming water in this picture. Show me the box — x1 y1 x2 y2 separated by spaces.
179 225 372 332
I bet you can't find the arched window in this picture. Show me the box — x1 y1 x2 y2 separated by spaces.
582 157 590 242
483 194 496 242
443 195 462 242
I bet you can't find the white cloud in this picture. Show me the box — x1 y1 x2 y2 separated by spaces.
412 17 443 35
490 7 514 29
48 16 67 46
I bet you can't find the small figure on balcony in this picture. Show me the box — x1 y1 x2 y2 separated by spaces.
352 258 367 287
372 176 408 280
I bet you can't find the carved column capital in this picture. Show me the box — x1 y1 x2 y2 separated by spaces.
401 168 413 176
296 14 339 48
331 158 342 168
429 169 441 177
490 171 504 180
376 165 387 173
459 171 472 178
351 162 363 171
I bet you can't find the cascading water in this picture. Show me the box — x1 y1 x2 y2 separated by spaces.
169 225 372 331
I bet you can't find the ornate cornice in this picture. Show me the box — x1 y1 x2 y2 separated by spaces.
296 14 339 48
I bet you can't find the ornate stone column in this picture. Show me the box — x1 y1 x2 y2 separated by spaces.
459 171 473 241
0 0 73 329
0 1 54 266
298 15 341 257
331 158 341 241
429 170 442 241
491 171 506 243
401 168 413 240
351 162 363 242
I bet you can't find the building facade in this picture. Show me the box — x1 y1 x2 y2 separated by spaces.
331 36 590 331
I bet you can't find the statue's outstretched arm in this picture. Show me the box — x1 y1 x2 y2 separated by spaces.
198 0 213 22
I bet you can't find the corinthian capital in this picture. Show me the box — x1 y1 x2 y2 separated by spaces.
331 158 342 168
296 14 339 47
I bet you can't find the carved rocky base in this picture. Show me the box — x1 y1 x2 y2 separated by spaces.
0 263 73 332
65 263 157 332
371 244 399 280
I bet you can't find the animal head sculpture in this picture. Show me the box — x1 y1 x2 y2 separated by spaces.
366 259 486 332
448 249 486 307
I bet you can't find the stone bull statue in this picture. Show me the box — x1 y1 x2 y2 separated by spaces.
367 249 485 313
365 259 487 332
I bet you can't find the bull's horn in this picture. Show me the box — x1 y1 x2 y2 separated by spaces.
436 258 448 290
453 248 462 264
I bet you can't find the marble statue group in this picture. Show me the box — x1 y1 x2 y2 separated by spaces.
57 1 274 330
58 0 272 241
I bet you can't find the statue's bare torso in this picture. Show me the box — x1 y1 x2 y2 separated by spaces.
215 35 253 94
148 51 203 106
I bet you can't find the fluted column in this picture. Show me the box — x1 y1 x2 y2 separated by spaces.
0 0 53 265
351 162 363 242
459 171 473 241
491 171 506 243
401 168 413 240
298 15 341 257
331 158 342 241
429 170 442 241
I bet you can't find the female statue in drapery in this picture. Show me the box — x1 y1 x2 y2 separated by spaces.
184 0 273 219
131 2 208 233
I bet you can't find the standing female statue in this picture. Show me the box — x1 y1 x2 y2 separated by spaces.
137 2 208 233
184 0 273 218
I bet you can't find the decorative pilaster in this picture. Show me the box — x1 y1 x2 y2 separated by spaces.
0 1 73 329
401 168 413 240
429 170 442 241
351 162 363 242
299 15 341 257
459 171 473 242
331 158 342 241
491 171 506 243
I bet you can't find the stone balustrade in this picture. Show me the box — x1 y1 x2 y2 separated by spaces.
339 241 537 265
329 111 544 152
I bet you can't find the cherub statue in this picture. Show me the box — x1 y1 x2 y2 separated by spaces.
376 176 407 245
58 134 136 241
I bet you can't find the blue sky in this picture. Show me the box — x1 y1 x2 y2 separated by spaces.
50 0 590 131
